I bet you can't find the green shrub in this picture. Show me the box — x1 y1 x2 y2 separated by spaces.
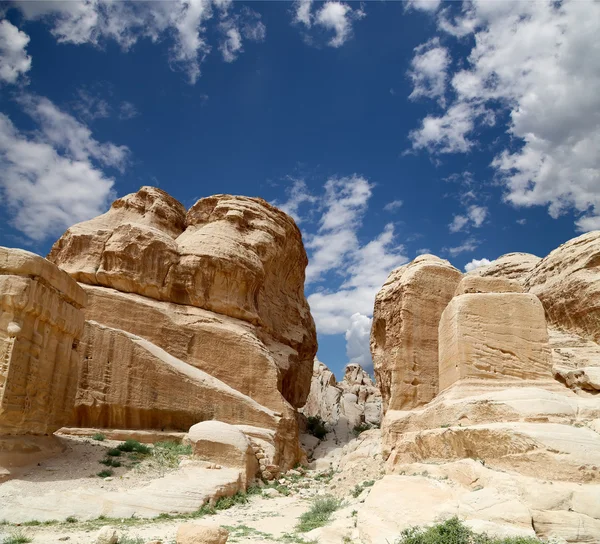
395 517 544 544
117 440 151 454
296 496 341 532
306 416 328 440
106 448 121 457
92 433 106 441
65 516 78 524
99 458 121 467
351 479 375 498
118 537 144 544
1 530 32 544
97 469 113 478
152 441 191 468
352 422 372 436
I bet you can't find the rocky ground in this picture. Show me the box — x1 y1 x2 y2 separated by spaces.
0 430 385 544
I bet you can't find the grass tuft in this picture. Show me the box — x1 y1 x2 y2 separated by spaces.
65 516 78 524
151 441 191 469
296 496 341 532
1 530 32 544
351 479 375 498
117 440 151 455
395 517 545 544
97 469 113 478
92 433 106 441
106 448 122 457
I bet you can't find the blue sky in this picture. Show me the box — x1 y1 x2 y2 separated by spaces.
0 1 598 379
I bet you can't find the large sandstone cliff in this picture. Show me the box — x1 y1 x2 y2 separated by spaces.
367 233 600 543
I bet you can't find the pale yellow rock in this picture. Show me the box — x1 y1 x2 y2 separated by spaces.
454 275 523 296
371 255 462 411
525 231 600 343
0 247 85 435
76 321 279 432
469 252 541 285
95 526 118 544
48 189 317 408
176 522 229 544
532 509 600 543
184 421 258 488
439 293 552 391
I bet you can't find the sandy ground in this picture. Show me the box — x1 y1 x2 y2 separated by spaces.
0 431 384 544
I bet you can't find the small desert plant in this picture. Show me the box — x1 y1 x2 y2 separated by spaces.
97 469 113 478
306 416 328 440
352 422 372 436
351 479 375 498
92 433 106 441
99 458 121 467
395 517 544 544
118 536 145 544
296 496 342 532
152 441 192 469
106 448 122 457
65 516 78 524
117 440 151 454
1 530 32 544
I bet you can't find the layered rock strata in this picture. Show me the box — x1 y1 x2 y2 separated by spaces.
0 248 85 435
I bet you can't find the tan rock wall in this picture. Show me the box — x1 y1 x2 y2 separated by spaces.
439 293 552 391
371 255 462 411
0 248 85 435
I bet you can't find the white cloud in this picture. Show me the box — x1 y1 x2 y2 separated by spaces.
416 248 431 255
464 257 492 272
468 205 487 227
293 0 365 48
0 20 31 84
274 178 317 225
408 38 449 105
119 101 138 120
449 214 468 233
409 0 600 231
345 313 373 369
444 237 479 257
406 0 441 13
0 96 122 240
383 199 403 212
73 88 111 122
12 0 264 84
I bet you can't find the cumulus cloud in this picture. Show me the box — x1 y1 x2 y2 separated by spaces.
406 0 442 12
444 237 479 257
408 38 449 105
0 95 125 240
0 20 31 84
274 178 318 225
383 199 403 212
345 313 373 369
464 257 492 272
296 175 407 368
119 101 139 120
409 0 600 231
293 0 365 48
12 0 265 84
449 204 488 233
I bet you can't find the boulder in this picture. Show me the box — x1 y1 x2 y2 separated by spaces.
95 527 118 544
525 231 600 343
183 421 258 488
371 255 462 411
438 293 553 391
0 247 85 435
176 522 229 544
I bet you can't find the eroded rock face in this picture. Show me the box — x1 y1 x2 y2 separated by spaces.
45 187 317 471
49 188 316 407
371 255 462 411
469 252 541 285
0 248 85 435
525 231 600 344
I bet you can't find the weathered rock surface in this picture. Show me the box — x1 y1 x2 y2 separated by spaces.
176 522 229 544
0 247 85 435
525 231 600 343
454 275 523 296
438 293 552 391
49 187 316 408
184 421 258 488
371 255 462 411
469 252 541 285
43 187 317 472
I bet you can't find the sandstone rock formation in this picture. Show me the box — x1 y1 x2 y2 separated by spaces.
526 231 600 343
370 237 600 542
0 247 85 435
176 522 229 544
44 187 317 474
371 255 461 411
468 252 541 285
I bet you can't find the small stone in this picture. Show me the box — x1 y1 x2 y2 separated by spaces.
96 526 118 544
58 538 70 541
176 522 229 544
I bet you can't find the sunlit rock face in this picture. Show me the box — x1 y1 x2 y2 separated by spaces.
45 186 317 471
369 236 600 541
370 254 462 412
0 247 85 435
